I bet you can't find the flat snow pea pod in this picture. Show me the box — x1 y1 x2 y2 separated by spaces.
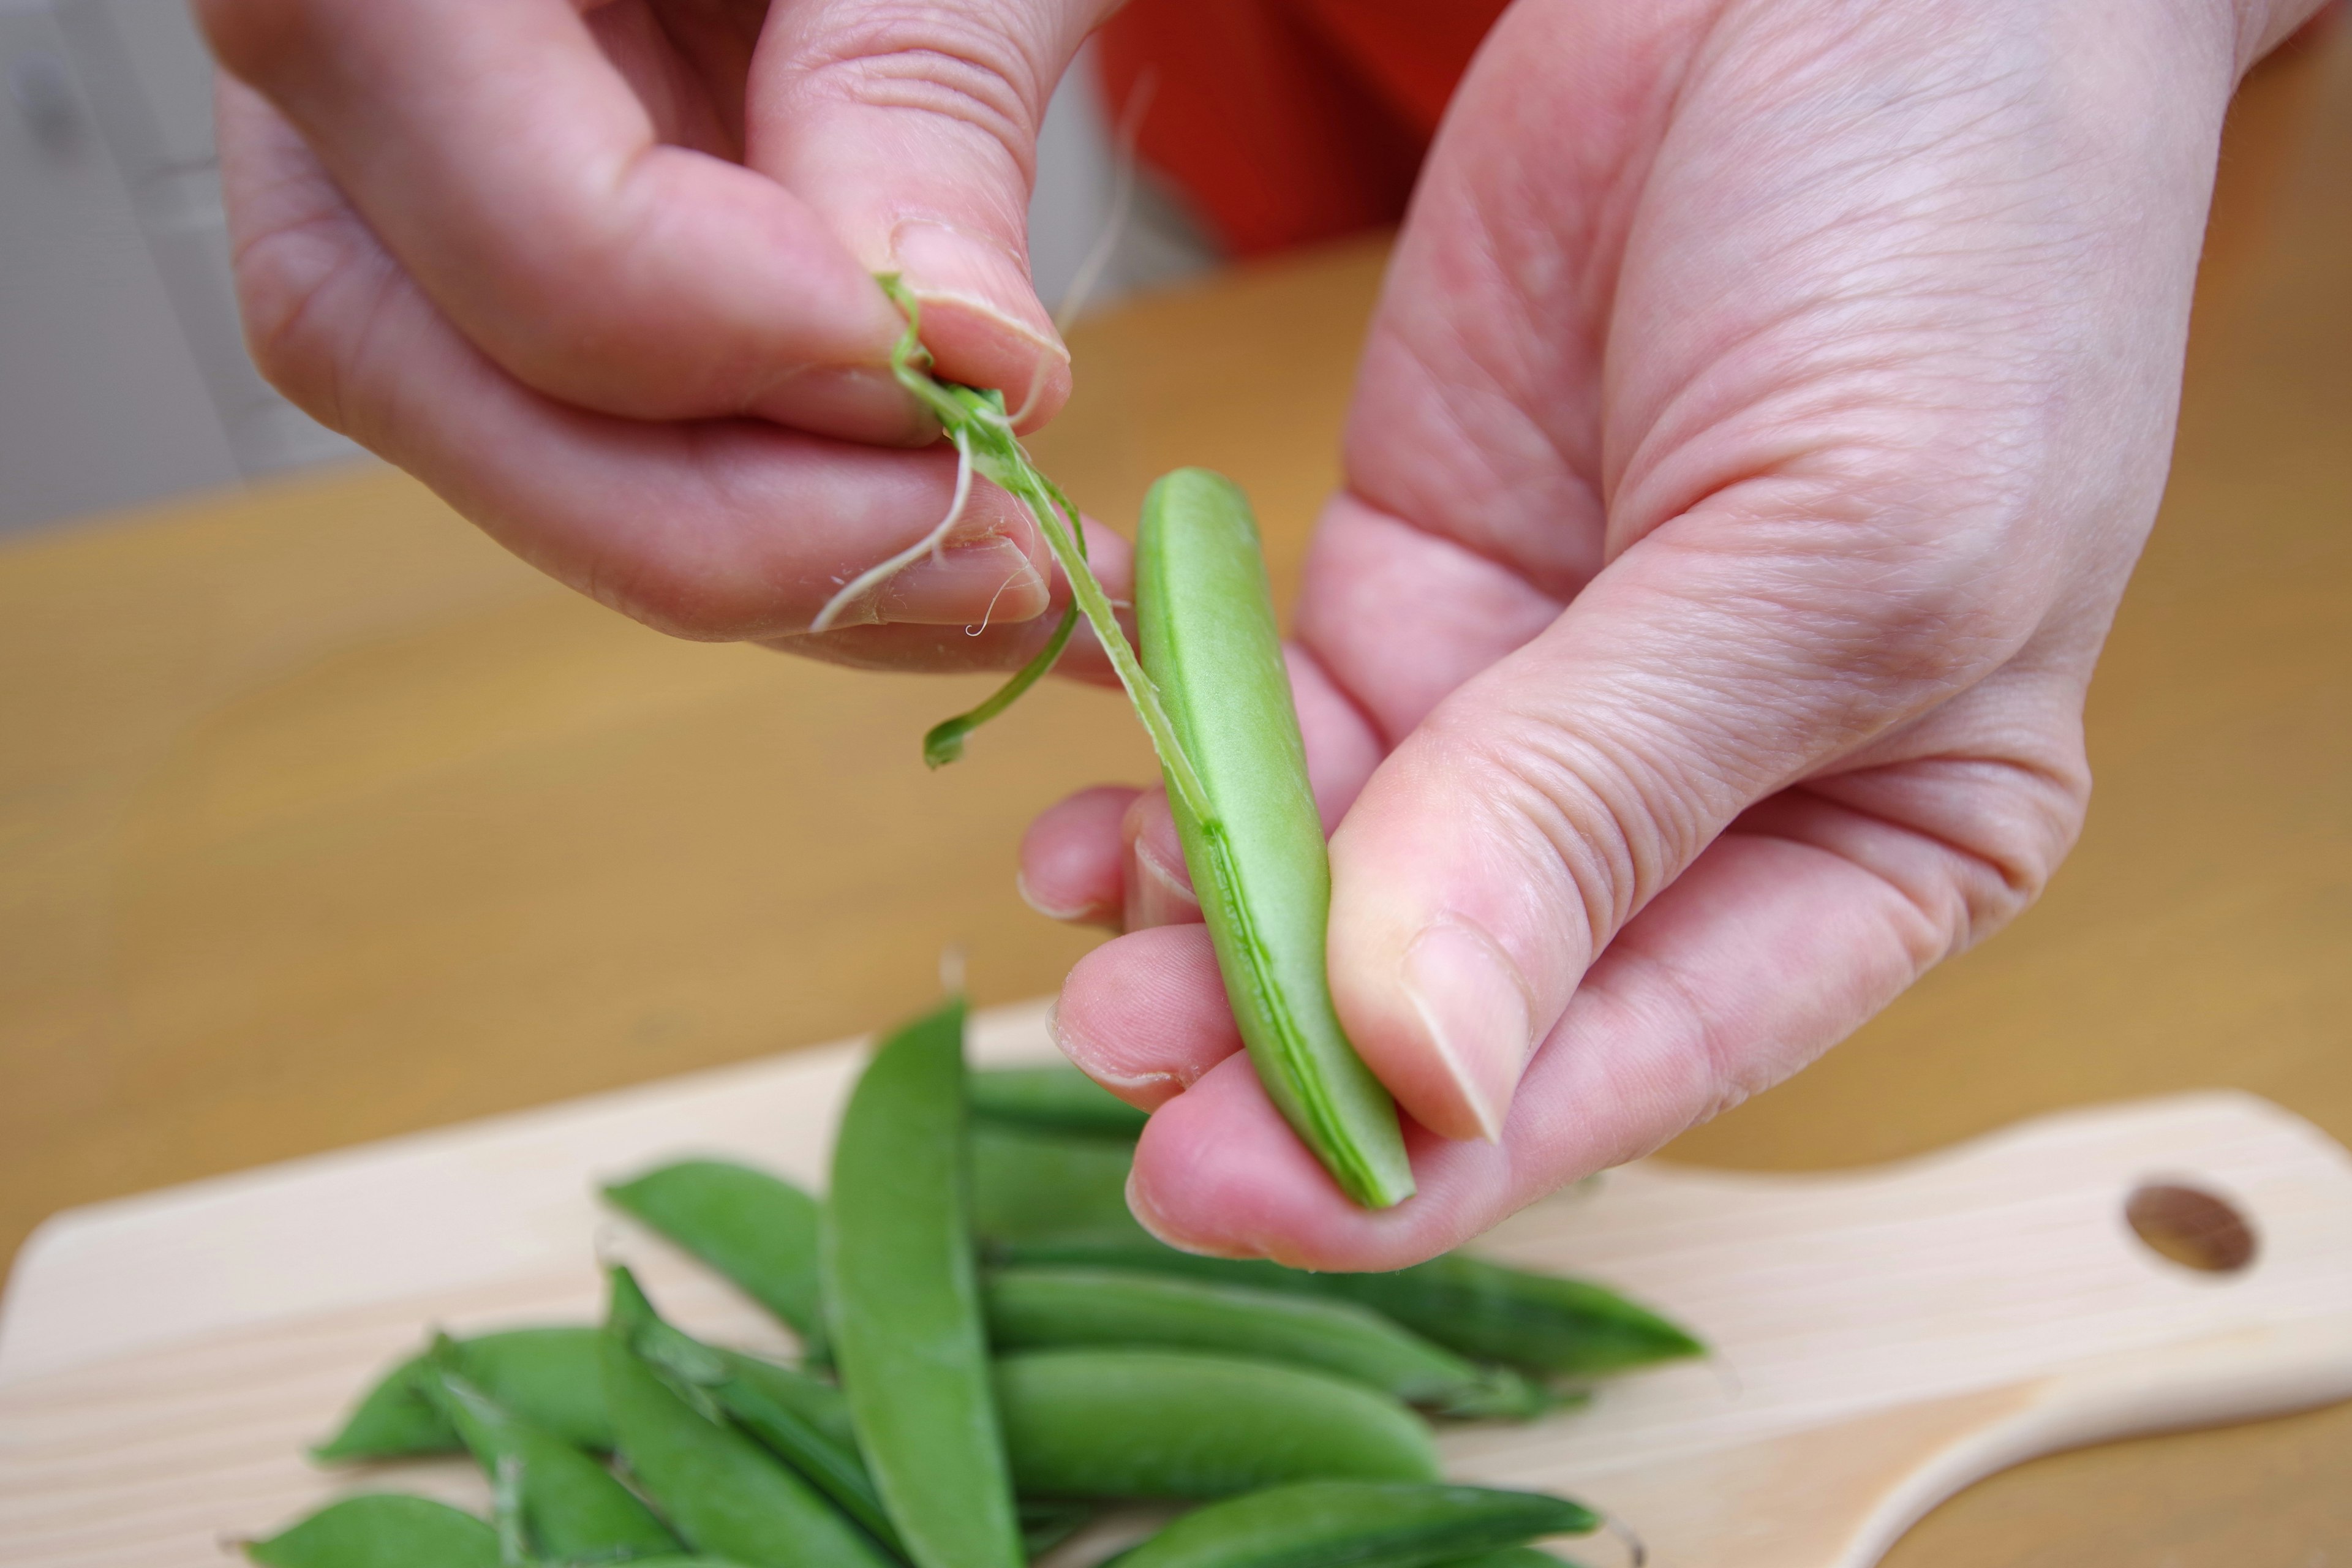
418 1348 681 1562
968 1065 1148 1139
993 1240 1701 1377
1134 469 1412 1210
993 1349 1438 1499
603 1269 895 1568
243 1494 500 1568
1107 1482 1598 1568
823 998 1025 1568
312 1327 609 1461
603 1159 828 1355
983 1270 1546 1420
972 1125 1149 1245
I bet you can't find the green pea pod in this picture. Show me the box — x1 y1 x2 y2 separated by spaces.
996 1238 1701 1377
984 1269 1547 1420
968 1065 1148 1139
822 999 1023 1568
312 1327 608 1461
243 1495 501 1568
994 1349 1438 1499
715 1351 858 1450
1134 469 1413 1210
618 1291 899 1553
1438 1549 1588 1568
417 1346 681 1562
603 1159 828 1356
1107 1482 1598 1568
1018 1502 1096 1558
603 1268 894 1568
972 1125 1150 1245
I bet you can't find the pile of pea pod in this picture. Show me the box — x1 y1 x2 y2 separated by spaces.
251 1000 1701 1568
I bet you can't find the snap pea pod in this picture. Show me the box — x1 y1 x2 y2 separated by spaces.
716 1350 858 1450
984 1269 1547 1420
822 998 1024 1568
1134 469 1413 1210
972 1124 1150 1244
993 1349 1438 1499
1108 1482 1597 1568
997 1237 1700 1377
243 1494 500 1568
1019 1502 1097 1558
603 1159 828 1355
619 1287 900 1553
603 1268 895 1568
418 1345 681 1562
312 1327 608 1461
969 1064 1148 1140
1438 1549 1586 1568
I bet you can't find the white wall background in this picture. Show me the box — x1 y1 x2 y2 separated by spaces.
0 8 1216 537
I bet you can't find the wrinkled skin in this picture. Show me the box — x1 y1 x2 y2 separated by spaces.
200 0 2316 1267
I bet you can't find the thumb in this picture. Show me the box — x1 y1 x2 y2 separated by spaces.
1323 501 2028 1144
751 0 1109 426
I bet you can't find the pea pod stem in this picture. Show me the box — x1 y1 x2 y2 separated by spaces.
869 276 1208 819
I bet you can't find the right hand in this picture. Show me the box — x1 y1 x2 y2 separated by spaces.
194 0 1131 664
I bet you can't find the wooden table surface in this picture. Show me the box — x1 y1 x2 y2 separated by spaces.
3 26 2347 1567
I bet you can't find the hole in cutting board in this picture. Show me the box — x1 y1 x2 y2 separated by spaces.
2125 1181 2258 1273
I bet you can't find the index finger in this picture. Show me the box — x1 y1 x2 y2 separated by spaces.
197 0 918 439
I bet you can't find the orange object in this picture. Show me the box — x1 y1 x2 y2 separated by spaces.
1095 0 1512 256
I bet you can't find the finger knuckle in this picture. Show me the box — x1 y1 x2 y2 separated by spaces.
792 5 1044 179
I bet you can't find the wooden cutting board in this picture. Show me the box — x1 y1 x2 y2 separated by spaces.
4 1000 2350 1568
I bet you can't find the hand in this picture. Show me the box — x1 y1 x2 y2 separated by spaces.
195 0 1131 668
1022 0 2323 1267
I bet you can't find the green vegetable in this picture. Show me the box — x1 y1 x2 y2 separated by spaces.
994 1348 1439 1499
858 279 1197 804
868 281 1401 1210
984 1269 1547 1419
1134 469 1413 1209
1107 1482 1597 1568
418 1344 680 1562
312 1327 608 1461
1018 1502 1096 1558
715 1351 858 1450
242 1495 500 1568
619 1287 900 1552
973 1124 1150 1244
602 1158 828 1355
968 1064 1148 1140
996 1238 1700 1377
822 998 1024 1568
602 1268 893 1568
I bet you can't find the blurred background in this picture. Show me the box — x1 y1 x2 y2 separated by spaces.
2 5 2350 1555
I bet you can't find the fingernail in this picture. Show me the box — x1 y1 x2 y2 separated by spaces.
891 221 1068 360
1047 996 1180 1099
1125 1166 1258 1260
873 536 1046 626
1125 836 1199 932
1400 920 1533 1143
1017 869 1094 924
